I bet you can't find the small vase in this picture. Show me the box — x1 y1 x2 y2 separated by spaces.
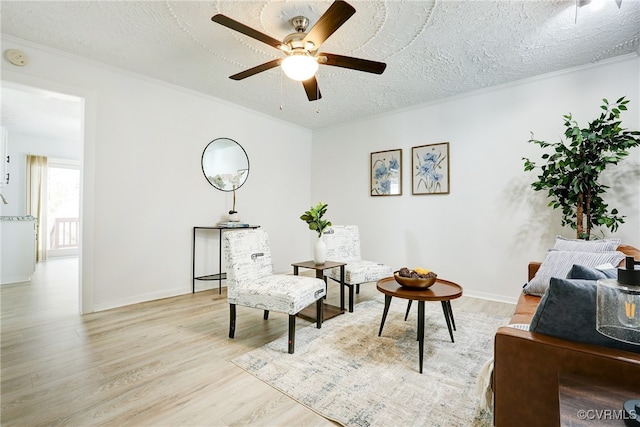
314 235 327 265
228 212 240 222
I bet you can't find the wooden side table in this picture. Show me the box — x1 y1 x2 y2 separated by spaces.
559 373 640 426
292 260 346 322
376 276 463 373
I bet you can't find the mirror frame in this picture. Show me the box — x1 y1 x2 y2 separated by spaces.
201 137 250 192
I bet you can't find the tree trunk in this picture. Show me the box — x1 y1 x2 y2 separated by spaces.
576 192 584 239
584 189 592 240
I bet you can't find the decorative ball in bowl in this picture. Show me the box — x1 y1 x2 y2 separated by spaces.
394 267 437 289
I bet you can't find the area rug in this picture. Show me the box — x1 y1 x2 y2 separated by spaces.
232 295 509 427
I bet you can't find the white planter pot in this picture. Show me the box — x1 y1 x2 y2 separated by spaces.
314 236 327 265
228 212 241 222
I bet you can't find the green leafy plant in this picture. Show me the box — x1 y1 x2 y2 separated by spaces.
300 202 332 238
523 97 640 239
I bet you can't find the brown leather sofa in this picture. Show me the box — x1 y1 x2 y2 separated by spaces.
493 245 640 427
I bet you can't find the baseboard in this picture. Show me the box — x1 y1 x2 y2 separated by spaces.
461 289 518 305
92 286 188 312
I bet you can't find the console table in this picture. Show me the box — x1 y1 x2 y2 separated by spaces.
192 225 259 293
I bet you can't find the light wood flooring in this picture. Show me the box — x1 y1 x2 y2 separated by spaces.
1 258 515 426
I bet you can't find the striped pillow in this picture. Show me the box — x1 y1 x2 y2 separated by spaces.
552 236 621 252
523 250 626 296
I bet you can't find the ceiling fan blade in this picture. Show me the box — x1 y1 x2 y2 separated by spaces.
320 53 387 74
302 1 355 47
212 14 283 50
230 59 283 80
302 77 322 101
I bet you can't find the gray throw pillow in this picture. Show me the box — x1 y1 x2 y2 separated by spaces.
552 236 621 252
524 250 625 296
567 264 618 280
529 277 639 354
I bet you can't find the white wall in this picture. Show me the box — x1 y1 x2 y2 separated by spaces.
311 55 640 303
1 36 314 312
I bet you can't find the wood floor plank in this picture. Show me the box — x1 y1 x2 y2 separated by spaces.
1 257 514 426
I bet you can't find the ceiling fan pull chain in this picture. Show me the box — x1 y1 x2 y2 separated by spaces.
280 72 284 111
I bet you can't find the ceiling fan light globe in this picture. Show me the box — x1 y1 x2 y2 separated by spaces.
281 55 318 81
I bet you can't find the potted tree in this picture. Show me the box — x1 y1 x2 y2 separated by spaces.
300 202 332 264
523 97 640 239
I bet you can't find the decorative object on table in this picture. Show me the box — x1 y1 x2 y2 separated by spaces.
300 202 332 265
322 225 394 312
412 142 449 195
370 149 402 196
523 97 640 239
216 221 250 228
597 256 640 344
211 1 386 102
201 137 250 221
394 267 437 289
596 256 640 427
223 229 326 354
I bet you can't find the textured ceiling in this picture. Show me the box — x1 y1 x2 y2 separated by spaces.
1 0 640 133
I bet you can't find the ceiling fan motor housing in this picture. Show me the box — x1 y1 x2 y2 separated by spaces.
291 16 309 33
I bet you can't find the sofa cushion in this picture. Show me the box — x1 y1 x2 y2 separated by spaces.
529 277 639 353
510 292 541 324
553 236 621 252
567 264 618 280
523 250 625 296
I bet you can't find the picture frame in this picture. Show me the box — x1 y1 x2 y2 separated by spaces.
370 149 402 196
412 142 450 195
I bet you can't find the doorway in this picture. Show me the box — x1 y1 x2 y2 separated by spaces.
0 81 83 313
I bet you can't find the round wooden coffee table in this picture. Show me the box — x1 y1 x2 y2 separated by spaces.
376 276 463 373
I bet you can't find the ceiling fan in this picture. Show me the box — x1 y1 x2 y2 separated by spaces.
211 0 387 102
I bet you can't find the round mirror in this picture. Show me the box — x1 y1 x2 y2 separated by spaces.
201 138 249 192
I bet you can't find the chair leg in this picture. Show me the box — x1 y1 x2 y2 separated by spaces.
316 299 323 329
263 310 269 320
288 315 296 354
356 283 360 294
348 285 355 312
229 304 236 339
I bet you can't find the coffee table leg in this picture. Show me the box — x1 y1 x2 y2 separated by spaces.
441 301 455 343
447 301 456 331
404 300 412 321
378 295 392 336
418 300 425 374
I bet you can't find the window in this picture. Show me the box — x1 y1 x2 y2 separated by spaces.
47 162 79 255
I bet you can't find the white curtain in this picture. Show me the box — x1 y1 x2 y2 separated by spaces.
26 155 48 262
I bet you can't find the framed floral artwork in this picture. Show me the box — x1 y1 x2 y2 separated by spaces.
412 142 449 195
370 149 402 196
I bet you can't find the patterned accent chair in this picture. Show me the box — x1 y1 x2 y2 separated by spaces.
323 225 394 312
224 229 326 354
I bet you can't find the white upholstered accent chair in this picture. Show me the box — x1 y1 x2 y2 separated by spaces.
224 229 326 354
323 225 393 312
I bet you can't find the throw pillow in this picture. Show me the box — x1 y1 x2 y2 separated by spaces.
567 264 618 280
552 236 621 252
523 250 625 296
529 277 639 353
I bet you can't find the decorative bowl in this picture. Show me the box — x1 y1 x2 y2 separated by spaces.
394 272 437 289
